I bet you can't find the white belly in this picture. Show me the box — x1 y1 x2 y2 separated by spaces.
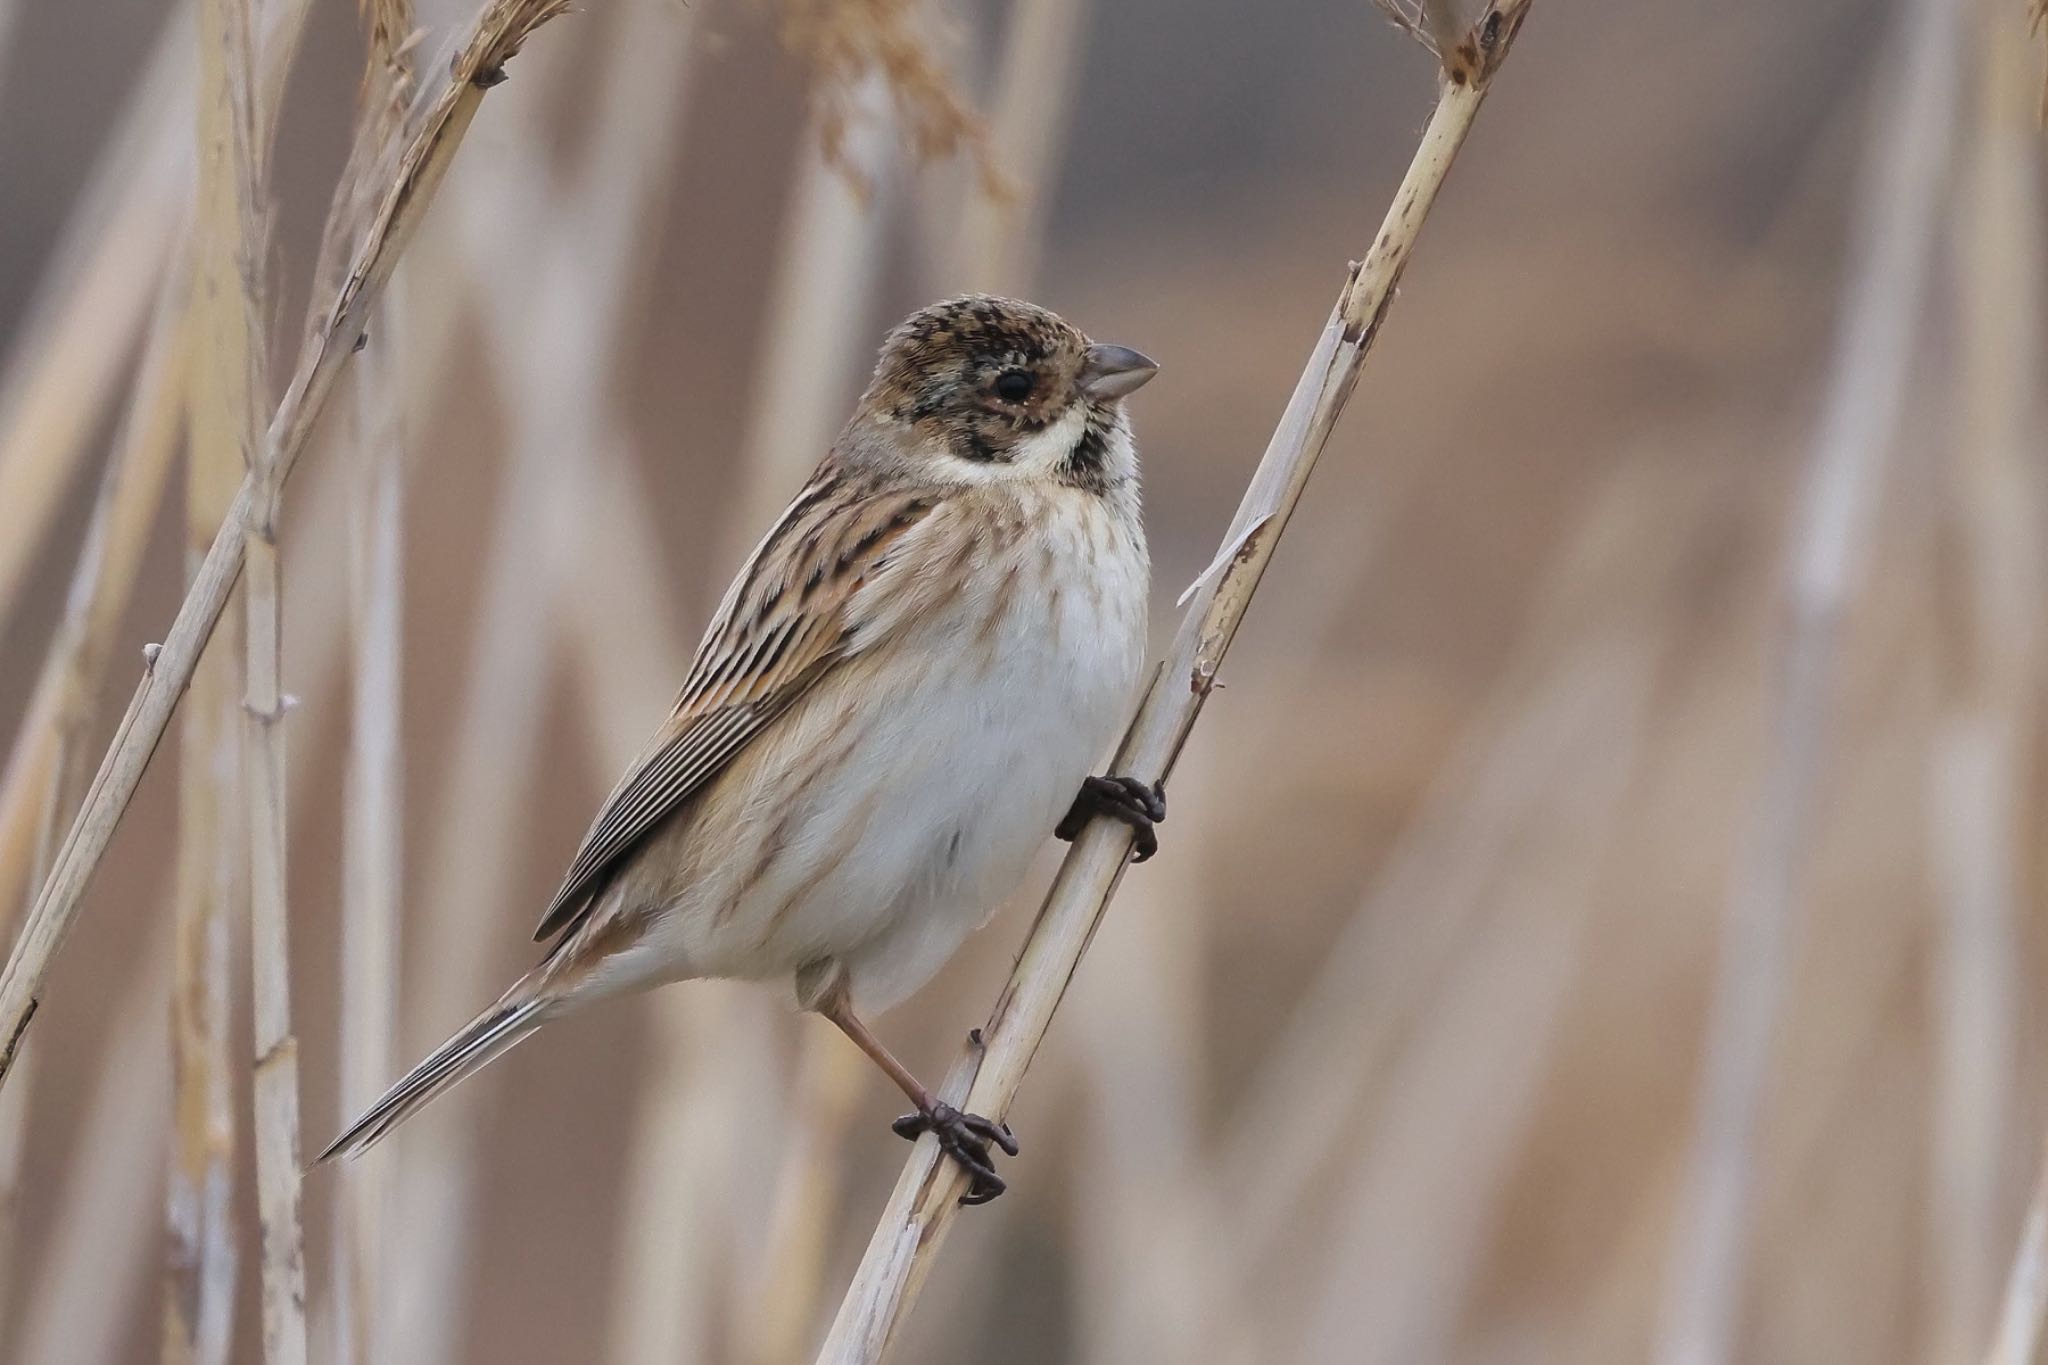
635 500 1148 1013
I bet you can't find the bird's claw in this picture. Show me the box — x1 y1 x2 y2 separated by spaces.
892 1101 1019 1205
1056 774 1166 862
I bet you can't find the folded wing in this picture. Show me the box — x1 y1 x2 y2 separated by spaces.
532 465 940 942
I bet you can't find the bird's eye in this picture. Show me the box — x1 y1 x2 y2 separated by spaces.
992 369 1035 403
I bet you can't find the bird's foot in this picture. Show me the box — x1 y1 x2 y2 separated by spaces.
1055 774 1167 862
892 1102 1019 1206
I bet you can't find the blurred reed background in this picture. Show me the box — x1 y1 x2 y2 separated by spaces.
0 0 2043 1362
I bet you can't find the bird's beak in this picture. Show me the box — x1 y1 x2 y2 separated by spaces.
1081 343 1159 401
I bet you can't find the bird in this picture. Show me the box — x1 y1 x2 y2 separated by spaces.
318 295 1163 1203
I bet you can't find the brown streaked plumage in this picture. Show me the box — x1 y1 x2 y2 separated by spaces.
321 296 1161 1202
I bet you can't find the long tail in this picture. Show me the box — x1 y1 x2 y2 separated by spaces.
317 998 548 1163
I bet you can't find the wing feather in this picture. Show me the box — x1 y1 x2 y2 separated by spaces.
532 469 939 942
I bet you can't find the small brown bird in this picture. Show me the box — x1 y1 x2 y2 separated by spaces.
320 296 1161 1202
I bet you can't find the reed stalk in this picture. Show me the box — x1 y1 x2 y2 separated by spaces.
0 0 320 922
18 920 175 1365
378 16 696 1356
1649 0 1962 1359
815 6 1534 1358
331 6 416 1359
0 292 189 950
0 274 188 1347
0 0 570 1085
0 9 191 638
164 1 268 1354
1292 643 1650 1363
201 0 311 1352
706 66 907 1365
738 8 1091 1351
1964 5 2048 1362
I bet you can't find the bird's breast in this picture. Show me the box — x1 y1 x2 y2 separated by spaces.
637 488 1148 1003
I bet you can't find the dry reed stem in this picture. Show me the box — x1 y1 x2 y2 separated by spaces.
1929 13 2040 1361
332 6 416 1360
1992 1139 2048 1365
334 333 405 1365
0 0 321 644
741 1031 866 1365
1068 759 1242 1365
165 1 269 1353
570 465 733 1362
2031 0 2047 123
374 467 558 1361
0 0 319 923
0 261 190 1351
712 70 905 1365
1648 0 1963 1361
201 0 311 1351
441 16 723 1364
1267 466 1739 1351
815 7 1533 1359
1206 454 1700 1277
738 10 1090 1352
1294 644 1651 1364
729 72 902 541
937 0 1087 295
0 294 189 948
373 19 695 1355
247 509 310 1365
1970 7 2048 1361
1099 460 1703 1363
18 920 174 1365
0 0 570 1084
0 11 190 637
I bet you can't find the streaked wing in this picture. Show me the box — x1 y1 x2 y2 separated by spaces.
533 465 939 942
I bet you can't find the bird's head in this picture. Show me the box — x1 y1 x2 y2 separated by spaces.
850 295 1157 492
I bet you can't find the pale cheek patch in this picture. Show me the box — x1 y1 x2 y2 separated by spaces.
1007 405 1090 477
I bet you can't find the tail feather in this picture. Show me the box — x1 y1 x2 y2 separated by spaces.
317 999 546 1163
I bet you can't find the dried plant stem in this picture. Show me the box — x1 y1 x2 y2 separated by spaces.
333 7 415 1360
19 919 174 1365
0 0 325 644
1967 9 2048 1364
333 330 404 1365
0 255 190 1352
245 357 307 1365
743 9 1088 1350
1991 1138 2048 1365
1648 0 1963 1361
377 17 694 1355
815 7 1533 1359
202 0 311 1352
376 470 557 1363
0 9 191 636
938 0 1087 294
1068 761 1238 1365
0 291 189 948
164 0 269 1353
1293 646 1650 1365
730 73 901 537
0 0 569 1085
2032 0 2048 124
708 69 905 1365
0 0 321 921
741 1032 866 1365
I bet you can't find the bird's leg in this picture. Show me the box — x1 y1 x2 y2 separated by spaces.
815 989 1018 1205
1056 774 1167 862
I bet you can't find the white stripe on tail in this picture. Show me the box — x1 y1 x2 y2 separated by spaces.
317 998 548 1163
